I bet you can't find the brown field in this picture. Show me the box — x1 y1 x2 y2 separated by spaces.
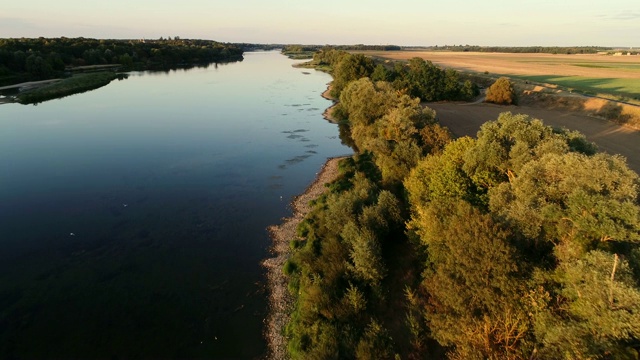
428 102 640 173
362 51 640 79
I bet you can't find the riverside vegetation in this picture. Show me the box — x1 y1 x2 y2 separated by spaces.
281 49 640 359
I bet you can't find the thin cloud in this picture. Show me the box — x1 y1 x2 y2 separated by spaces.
0 17 40 29
612 12 640 20
598 11 640 21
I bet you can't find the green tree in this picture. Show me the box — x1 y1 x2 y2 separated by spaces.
406 57 445 101
418 200 532 359
489 152 640 261
355 320 395 360
462 112 596 193
405 136 478 208
25 54 53 79
330 54 375 98
370 64 390 82
461 80 480 99
532 251 640 359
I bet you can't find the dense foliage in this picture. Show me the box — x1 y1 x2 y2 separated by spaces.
485 77 517 105
313 48 478 101
0 37 243 83
405 113 640 358
284 49 640 359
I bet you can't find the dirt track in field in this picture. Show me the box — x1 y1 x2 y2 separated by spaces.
427 102 640 173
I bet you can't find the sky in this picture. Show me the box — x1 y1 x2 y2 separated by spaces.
2 0 639 47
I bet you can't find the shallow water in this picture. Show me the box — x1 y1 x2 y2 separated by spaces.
0 51 351 358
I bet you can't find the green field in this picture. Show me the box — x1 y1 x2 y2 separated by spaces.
510 74 640 100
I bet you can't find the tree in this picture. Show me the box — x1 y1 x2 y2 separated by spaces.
462 112 595 193
370 64 390 82
330 54 375 98
355 320 394 360
406 57 445 101
418 200 532 359
25 54 53 79
532 251 640 359
485 77 516 105
461 80 480 100
405 136 479 208
488 152 640 261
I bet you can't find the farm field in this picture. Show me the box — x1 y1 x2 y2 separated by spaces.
363 51 640 99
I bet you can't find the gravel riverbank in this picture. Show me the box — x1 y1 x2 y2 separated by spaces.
262 156 346 359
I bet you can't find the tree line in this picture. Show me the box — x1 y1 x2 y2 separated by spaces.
416 45 611 54
282 50 640 359
0 37 243 83
313 48 478 102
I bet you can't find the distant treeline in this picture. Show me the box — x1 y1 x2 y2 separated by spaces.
419 45 612 54
238 43 283 52
283 44 402 53
0 37 243 82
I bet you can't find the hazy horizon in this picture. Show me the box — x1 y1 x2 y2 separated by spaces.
3 0 639 47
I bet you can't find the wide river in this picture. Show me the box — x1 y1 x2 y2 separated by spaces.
0 51 351 358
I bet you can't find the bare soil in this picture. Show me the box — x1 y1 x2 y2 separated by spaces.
427 102 640 173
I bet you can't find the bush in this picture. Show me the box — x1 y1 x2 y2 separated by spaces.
283 259 298 276
289 239 303 250
485 77 516 105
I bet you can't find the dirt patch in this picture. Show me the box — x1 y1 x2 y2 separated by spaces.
518 91 640 129
428 102 640 173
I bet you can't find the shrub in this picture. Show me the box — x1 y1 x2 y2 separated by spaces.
485 77 516 105
283 259 298 276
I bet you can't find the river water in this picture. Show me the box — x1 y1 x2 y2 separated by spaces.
0 51 350 358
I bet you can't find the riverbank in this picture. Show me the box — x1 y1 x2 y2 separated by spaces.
263 155 346 359
321 85 339 123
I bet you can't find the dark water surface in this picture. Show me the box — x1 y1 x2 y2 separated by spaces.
0 52 350 358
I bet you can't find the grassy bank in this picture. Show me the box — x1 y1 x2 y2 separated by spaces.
17 72 120 104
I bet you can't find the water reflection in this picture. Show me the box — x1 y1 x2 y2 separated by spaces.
0 51 351 358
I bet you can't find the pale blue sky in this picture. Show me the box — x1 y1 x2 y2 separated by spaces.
2 0 638 46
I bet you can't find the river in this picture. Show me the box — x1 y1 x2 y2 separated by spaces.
0 51 351 358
